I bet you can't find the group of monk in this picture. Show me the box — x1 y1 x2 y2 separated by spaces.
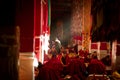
34 39 110 80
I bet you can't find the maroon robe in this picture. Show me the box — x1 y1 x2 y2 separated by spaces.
88 59 106 74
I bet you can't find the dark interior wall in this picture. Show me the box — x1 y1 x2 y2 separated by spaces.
0 0 16 27
51 0 72 45
0 0 34 79
51 16 71 46
91 0 120 42
16 0 34 52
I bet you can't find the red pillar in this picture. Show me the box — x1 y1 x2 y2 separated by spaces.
34 0 41 61
34 0 50 63
16 0 34 52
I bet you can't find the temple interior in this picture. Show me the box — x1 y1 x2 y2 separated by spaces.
0 0 120 80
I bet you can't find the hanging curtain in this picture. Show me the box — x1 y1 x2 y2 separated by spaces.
42 0 51 34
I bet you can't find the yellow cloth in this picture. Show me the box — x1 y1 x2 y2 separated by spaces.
112 71 120 78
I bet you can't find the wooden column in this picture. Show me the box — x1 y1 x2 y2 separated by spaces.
0 27 19 80
0 0 19 80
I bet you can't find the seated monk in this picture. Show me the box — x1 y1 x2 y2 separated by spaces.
87 51 106 74
60 50 70 76
59 46 70 66
37 57 64 80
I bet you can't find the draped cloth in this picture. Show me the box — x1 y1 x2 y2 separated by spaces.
87 59 106 74
37 55 88 80
66 58 87 80
37 58 63 80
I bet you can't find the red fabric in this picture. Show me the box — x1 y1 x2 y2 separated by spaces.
16 0 34 52
66 58 87 80
42 0 50 34
73 35 82 41
78 50 88 58
88 59 106 74
116 44 120 56
38 58 63 80
57 54 71 66
38 56 88 80
91 43 98 49
100 42 107 50
34 0 50 62
34 0 41 36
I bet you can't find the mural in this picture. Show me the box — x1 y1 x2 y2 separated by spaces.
71 0 91 51
71 0 83 36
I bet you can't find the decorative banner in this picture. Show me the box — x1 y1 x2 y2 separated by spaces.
42 0 51 34
34 0 51 63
